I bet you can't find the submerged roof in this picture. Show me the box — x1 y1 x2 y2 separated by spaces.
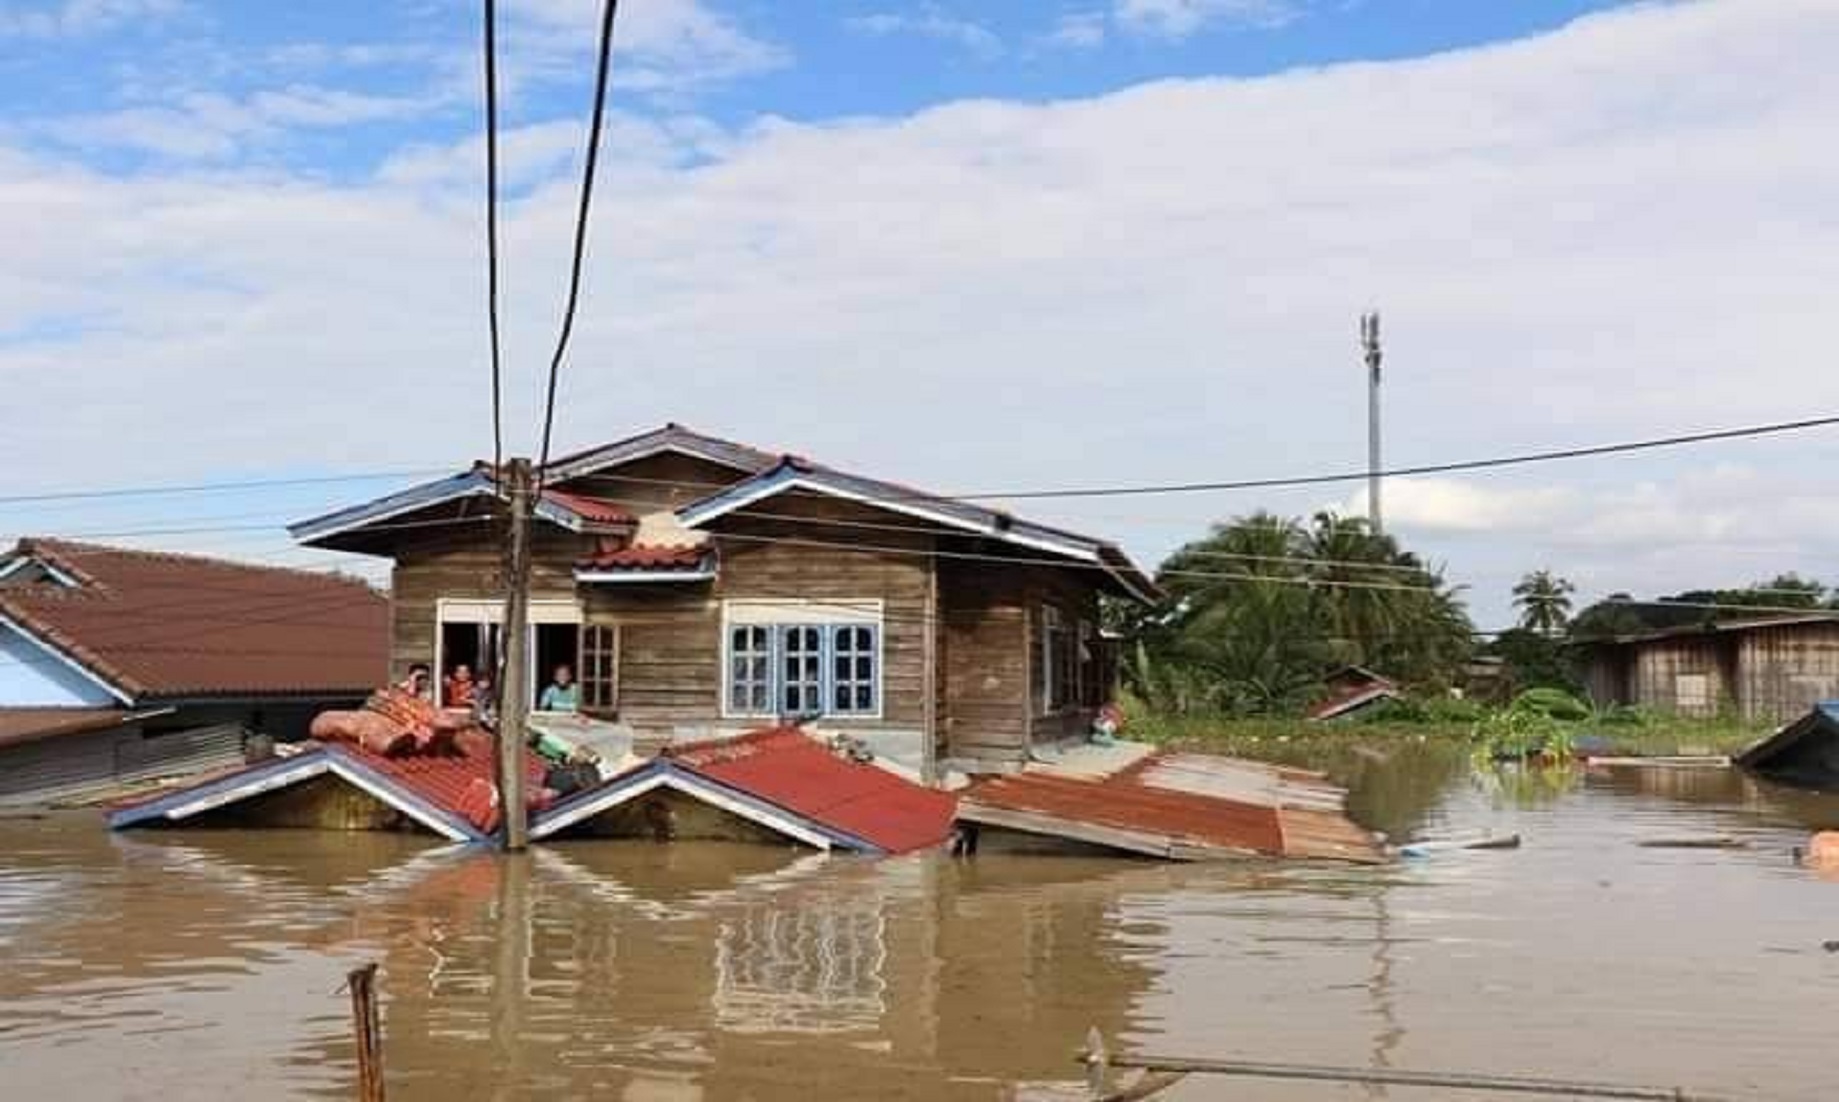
1735 701 1839 787
534 727 957 854
957 743 1384 863
108 736 548 842
0 539 388 701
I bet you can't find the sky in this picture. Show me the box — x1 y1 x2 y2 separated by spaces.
2 0 1838 629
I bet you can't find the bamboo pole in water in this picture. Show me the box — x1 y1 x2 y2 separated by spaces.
1080 1031 1726 1101
347 963 385 1102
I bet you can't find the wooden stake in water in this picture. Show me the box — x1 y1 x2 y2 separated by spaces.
347 963 386 1102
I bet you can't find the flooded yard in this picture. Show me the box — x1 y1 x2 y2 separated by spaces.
3 752 1835 1100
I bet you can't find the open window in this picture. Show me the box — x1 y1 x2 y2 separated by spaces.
434 599 603 713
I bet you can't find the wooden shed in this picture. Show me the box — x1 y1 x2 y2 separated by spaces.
1576 615 1839 724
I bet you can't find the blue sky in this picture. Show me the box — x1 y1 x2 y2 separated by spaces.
2 0 1643 178
2 0 1838 628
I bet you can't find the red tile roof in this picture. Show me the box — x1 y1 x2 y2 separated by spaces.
540 488 634 527
666 727 957 854
343 734 548 834
577 544 711 571
0 539 388 700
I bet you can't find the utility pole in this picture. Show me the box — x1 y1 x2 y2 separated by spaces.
497 456 533 852
1360 310 1384 536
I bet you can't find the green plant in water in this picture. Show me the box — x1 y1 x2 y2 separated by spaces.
1474 692 1577 763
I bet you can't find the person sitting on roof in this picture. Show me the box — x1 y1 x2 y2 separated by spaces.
471 673 498 728
538 664 578 713
444 663 476 709
398 663 432 701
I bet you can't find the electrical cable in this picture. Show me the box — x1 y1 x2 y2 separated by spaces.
534 0 620 488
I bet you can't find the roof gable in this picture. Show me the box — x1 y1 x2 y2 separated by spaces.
676 459 1159 603
540 423 778 486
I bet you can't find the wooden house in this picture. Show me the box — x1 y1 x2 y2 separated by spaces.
1577 614 1839 724
0 539 387 806
291 425 1157 774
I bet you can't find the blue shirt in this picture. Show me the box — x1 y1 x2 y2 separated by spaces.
538 683 578 712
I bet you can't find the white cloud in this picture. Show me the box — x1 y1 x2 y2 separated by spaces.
43 86 436 159
0 0 183 38
847 9 1003 59
1045 11 1108 50
4 0 1839 629
1114 0 1302 39
501 0 787 93
1338 478 1577 534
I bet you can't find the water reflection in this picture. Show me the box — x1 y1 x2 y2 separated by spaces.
5 752 1839 1101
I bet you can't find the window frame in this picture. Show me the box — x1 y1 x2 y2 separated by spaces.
579 623 619 716
720 601 885 721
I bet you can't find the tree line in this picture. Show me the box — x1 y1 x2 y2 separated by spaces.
1119 512 1826 716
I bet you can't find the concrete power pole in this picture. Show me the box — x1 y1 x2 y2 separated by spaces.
497 457 533 851
1360 311 1384 536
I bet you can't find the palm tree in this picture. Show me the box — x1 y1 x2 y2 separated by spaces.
1513 570 1576 637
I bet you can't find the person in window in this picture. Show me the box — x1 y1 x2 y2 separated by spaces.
444 663 476 709
398 663 432 701
538 664 578 713
471 673 498 729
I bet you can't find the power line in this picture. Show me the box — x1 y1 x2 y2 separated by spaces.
483 0 505 482
535 0 621 487
0 469 448 509
945 414 1839 501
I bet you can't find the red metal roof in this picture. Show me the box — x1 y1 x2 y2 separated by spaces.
666 727 957 854
0 539 388 700
577 544 711 571
959 750 1384 863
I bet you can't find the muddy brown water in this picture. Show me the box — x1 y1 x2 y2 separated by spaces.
3 752 1837 1101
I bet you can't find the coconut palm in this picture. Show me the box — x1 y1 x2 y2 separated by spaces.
1512 570 1576 637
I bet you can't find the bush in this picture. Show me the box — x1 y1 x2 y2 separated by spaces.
1511 687 1591 722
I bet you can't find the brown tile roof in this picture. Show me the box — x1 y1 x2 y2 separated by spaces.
577 544 711 571
0 539 388 700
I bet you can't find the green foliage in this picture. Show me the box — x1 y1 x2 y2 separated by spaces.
1120 511 1476 716
1570 574 1833 640
1355 694 1485 724
1475 693 1577 761
1486 628 1582 695
1511 687 1591 721
1511 569 1575 636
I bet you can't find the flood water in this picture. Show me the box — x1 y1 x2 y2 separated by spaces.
3 749 1836 1101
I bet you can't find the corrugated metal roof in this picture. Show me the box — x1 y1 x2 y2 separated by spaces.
666 729 957 854
0 539 387 700
957 744 1384 863
535 727 957 854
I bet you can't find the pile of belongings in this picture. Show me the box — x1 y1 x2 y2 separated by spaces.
309 688 558 833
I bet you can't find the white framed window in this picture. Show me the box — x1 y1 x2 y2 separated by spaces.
1675 672 1712 714
729 625 772 715
721 600 884 720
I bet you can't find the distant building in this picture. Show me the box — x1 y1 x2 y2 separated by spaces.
0 539 387 806
1305 665 1400 721
1575 615 1839 724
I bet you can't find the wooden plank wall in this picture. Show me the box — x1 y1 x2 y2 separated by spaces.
712 494 934 731
939 560 1030 762
388 527 584 681
1735 623 1839 723
1628 636 1736 718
